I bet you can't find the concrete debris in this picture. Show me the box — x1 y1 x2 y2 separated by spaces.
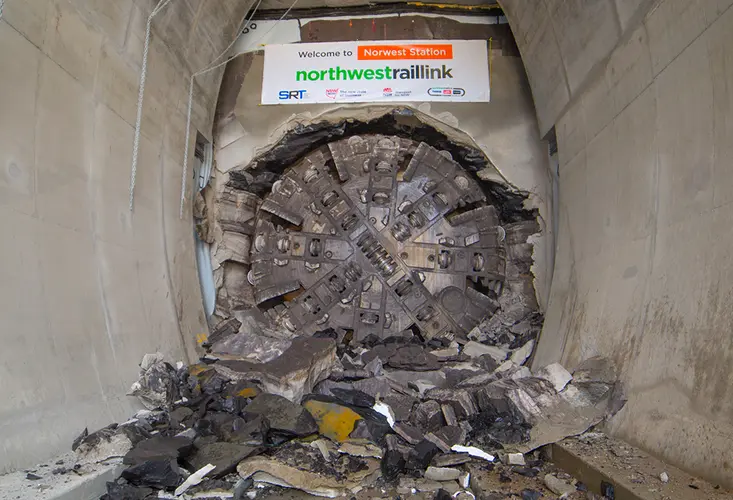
120 459 188 489
213 337 337 401
393 422 424 445
381 448 406 481
128 353 180 410
66 316 627 500
387 345 441 371
462 342 508 362
425 466 461 481
185 443 259 478
243 393 318 438
210 333 292 364
544 473 575 496
204 317 242 348
507 453 526 465
509 340 534 366
432 453 472 467
338 442 382 459
123 436 193 465
450 445 495 462
237 448 379 498
430 346 460 360
174 463 216 496
660 471 669 483
75 424 148 464
426 426 466 452
535 363 573 392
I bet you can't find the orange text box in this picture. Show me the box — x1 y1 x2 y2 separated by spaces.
357 44 453 60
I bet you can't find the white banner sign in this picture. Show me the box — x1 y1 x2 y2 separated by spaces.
261 40 490 105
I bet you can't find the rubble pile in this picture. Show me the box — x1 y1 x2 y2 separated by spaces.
69 322 624 500
50 134 625 498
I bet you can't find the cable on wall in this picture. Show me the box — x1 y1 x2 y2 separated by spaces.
179 0 301 219
128 0 175 212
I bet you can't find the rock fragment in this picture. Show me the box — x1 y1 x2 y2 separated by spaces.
394 422 424 445
510 340 535 366
411 400 446 432
214 337 337 402
244 393 318 438
381 449 406 481
544 473 576 495
425 466 461 481
124 436 194 466
462 342 508 361
121 460 187 489
535 363 573 392
388 345 441 371
424 388 478 419
186 443 260 478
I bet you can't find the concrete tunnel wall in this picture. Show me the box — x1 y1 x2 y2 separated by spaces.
1 0 733 489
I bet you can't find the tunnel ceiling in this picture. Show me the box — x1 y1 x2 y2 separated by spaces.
255 0 492 10
249 135 508 341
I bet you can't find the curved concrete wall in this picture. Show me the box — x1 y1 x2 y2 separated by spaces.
502 0 733 488
2 0 733 489
0 0 251 473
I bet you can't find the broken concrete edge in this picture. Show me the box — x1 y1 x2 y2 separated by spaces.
222 106 537 224
545 438 729 500
0 457 124 500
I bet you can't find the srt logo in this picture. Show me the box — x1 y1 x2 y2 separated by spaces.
278 90 307 100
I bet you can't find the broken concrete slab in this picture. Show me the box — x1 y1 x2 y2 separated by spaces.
330 387 375 408
128 354 180 410
381 449 406 482
462 342 508 362
338 442 382 459
441 404 458 426
385 370 447 390
186 443 260 478
244 393 318 438
426 426 466 452
75 425 149 465
510 340 534 366
210 333 292 364
387 345 441 371
120 460 187 489
213 337 337 402
535 363 573 392
394 422 424 445
123 436 193 466
204 317 242 348
237 450 379 497
424 466 461 481
411 400 445 433
423 388 478 419
432 453 472 467
544 473 575 496
383 393 416 422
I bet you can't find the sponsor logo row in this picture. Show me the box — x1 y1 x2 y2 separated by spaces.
278 87 466 100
